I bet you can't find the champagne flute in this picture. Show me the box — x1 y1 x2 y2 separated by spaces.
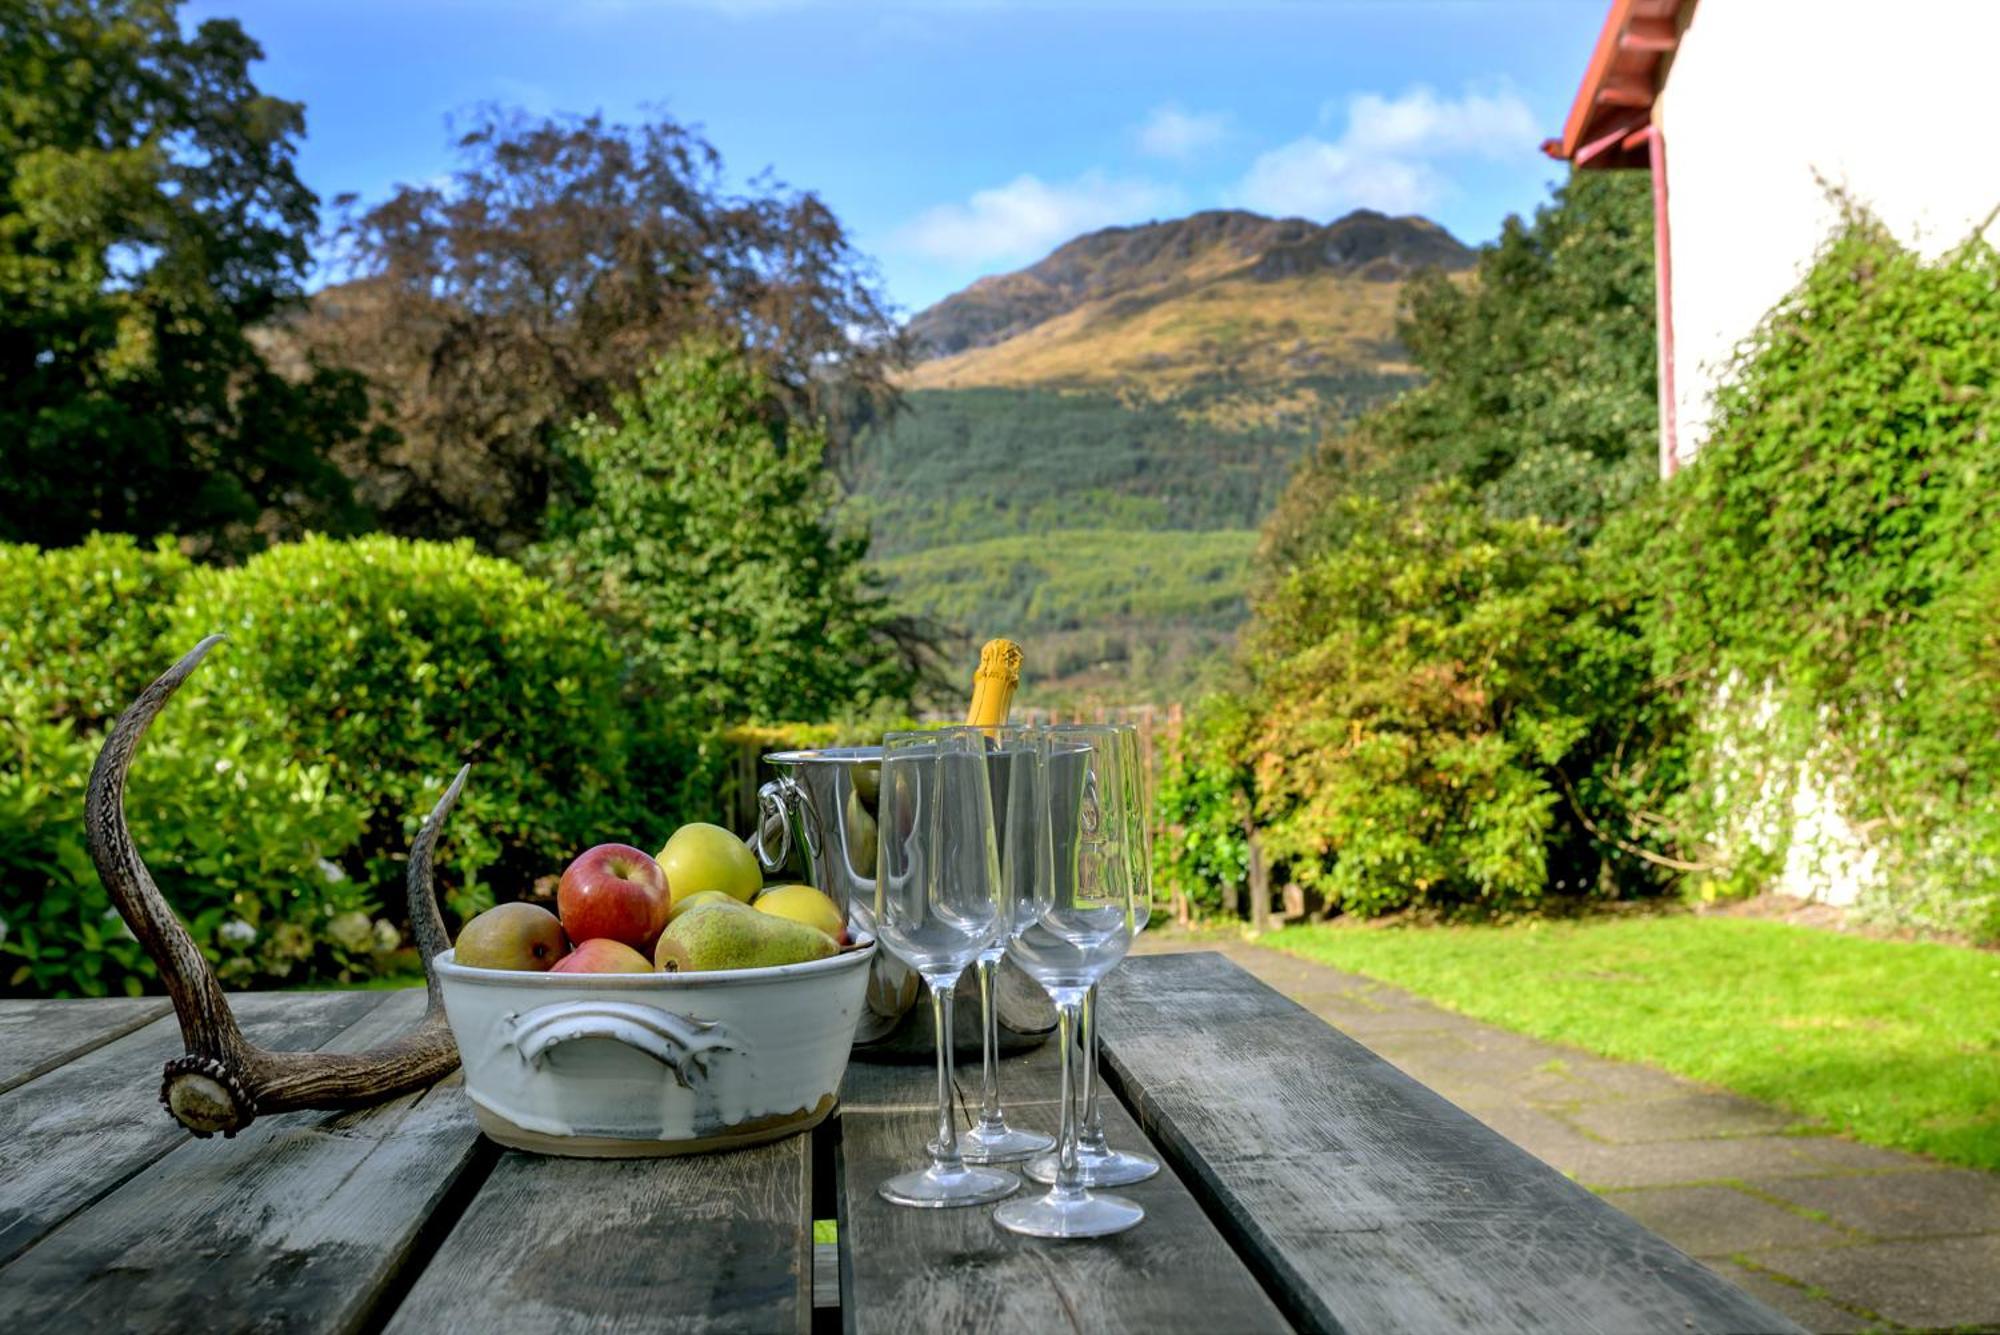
1026 723 1161 1188
961 725 1057 1165
995 728 1145 1239
873 730 1019 1208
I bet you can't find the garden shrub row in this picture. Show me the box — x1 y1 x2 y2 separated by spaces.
0 534 662 996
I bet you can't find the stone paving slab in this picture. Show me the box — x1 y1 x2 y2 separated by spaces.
1134 934 2000 1333
1751 1169 2000 1240
1601 1184 1858 1256
1749 1235 2000 1330
1710 1262 1880 1335
1568 1090 1802 1143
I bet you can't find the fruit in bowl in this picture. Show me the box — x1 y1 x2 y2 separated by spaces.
658 822 762 904
455 902 568 971
452 825 852 978
667 889 737 923
557 843 670 952
550 939 655 974
755 884 847 946
655 899 837 973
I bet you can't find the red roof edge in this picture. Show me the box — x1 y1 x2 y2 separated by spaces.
1546 0 1695 169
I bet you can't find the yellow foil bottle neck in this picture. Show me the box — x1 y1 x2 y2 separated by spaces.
965 637 1022 729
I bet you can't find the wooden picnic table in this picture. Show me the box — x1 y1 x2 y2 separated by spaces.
0 951 1801 1333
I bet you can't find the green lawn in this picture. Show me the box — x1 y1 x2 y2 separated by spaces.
1263 915 2000 1171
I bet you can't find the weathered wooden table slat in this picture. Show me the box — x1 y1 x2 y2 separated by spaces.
0 990 387 1267
0 996 172 1096
387 1139 813 1335
1098 952 1795 1335
0 953 1804 1334
1 991 487 1332
835 1051 1292 1335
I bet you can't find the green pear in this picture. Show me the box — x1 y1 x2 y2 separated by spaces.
850 762 880 815
843 788 878 880
455 902 567 971
655 900 837 972
667 889 741 924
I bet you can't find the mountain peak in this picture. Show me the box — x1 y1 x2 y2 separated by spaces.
907 209 1473 362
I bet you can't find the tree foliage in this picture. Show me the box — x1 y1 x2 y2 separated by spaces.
0 0 380 554
534 340 932 728
305 110 905 552
1164 169 1672 922
1262 170 1656 577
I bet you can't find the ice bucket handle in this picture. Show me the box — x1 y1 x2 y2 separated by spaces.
754 775 814 875
505 1000 735 1089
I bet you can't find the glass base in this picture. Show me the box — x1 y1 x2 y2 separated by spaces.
961 1122 1056 1165
877 1162 1019 1209
994 1185 1144 1238
1024 1144 1160 1187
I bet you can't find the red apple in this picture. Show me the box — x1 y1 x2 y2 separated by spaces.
557 843 670 952
549 938 654 974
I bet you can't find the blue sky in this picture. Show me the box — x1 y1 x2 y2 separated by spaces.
183 0 1605 316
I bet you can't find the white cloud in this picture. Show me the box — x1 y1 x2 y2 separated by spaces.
1136 104 1229 160
895 171 1182 267
1236 84 1538 220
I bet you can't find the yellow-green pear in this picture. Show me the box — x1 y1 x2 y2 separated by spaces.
667 889 741 923
659 823 762 903
755 884 846 944
455 902 567 971
655 901 837 972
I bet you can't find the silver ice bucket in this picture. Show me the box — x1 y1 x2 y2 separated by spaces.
756 746 1054 1061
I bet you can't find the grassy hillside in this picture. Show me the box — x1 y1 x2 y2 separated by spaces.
906 267 1413 399
858 209 1465 703
848 381 1407 700
849 381 1407 558
873 528 1257 699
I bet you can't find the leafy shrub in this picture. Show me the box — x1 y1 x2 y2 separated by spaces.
1242 488 1675 916
0 537 378 996
1154 695 1255 915
0 535 194 727
1631 214 2000 937
166 535 645 919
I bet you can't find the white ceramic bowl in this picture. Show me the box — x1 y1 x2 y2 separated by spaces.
434 938 875 1157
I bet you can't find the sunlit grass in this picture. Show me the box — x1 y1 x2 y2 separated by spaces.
1264 915 2000 1171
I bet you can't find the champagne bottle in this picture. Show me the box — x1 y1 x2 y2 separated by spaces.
964 638 1023 728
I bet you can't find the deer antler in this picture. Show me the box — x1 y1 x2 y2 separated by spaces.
86 637 464 1137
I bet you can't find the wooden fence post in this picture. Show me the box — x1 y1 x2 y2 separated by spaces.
1245 823 1270 935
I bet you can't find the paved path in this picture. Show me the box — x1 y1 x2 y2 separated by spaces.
1133 936 2000 1333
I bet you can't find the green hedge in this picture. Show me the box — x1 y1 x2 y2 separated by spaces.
1 534 654 996
168 535 645 915
1 535 375 994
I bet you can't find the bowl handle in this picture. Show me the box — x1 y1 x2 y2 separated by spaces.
504 1001 735 1089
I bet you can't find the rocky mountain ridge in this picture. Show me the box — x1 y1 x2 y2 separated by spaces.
906 208 1473 362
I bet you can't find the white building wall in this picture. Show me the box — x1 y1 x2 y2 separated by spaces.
1655 0 2000 462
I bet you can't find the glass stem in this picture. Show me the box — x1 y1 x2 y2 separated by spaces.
1079 981 1107 1153
930 976 963 1170
1054 997 1085 1200
975 955 1005 1132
